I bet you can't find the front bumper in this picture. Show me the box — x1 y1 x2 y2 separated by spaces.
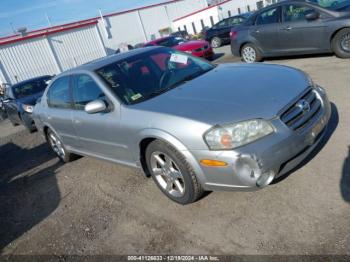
21 111 36 130
188 89 332 191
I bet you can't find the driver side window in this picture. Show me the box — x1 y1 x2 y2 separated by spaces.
72 74 105 110
256 7 279 25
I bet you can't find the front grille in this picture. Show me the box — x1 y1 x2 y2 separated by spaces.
281 89 321 131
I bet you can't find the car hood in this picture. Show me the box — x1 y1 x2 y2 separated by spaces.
132 63 310 125
174 40 208 51
17 92 44 105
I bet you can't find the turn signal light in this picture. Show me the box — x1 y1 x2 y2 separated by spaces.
200 159 228 167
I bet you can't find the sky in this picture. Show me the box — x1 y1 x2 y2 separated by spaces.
0 0 169 37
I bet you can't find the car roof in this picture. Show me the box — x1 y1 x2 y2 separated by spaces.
60 46 163 75
251 0 339 16
11 75 52 88
145 36 173 45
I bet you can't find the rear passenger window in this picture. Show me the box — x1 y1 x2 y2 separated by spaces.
72 74 105 110
47 76 71 108
256 7 279 25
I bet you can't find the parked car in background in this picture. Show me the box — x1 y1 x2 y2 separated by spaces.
33 47 331 204
0 96 7 120
204 14 249 48
144 36 214 59
231 0 350 62
3 75 53 131
170 30 190 40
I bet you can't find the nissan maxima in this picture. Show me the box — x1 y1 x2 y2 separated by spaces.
33 47 331 204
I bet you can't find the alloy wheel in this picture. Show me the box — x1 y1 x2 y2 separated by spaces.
242 46 256 63
340 33 350 52
211 38 220 48
150 151 185 198
48 132 65 159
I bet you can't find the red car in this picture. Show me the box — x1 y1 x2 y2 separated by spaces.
144 36 214 60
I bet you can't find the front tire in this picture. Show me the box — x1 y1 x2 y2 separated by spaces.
47 129 76 163
211 37 222 48
241 43 262 63
145 140 204 205
332 28 350 59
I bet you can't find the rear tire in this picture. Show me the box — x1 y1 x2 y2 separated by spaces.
145 140 204 205
211 37 222 48
47 129 76 163
332 28 350 59
241 43 262 63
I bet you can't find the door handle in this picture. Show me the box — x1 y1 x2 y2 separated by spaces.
255 30 260 33
282 26 292 31
73 119 81 124
47 115 52 120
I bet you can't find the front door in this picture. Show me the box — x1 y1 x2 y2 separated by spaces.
278 4 327 53
70 74 132 163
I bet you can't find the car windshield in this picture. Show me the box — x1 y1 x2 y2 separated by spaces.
12 78 50 99
307 0 350 9
96 48 215 105
156 37 186 47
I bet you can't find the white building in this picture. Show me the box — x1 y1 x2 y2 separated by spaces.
0 0 275 85
0 0 208 85
173 0 272 35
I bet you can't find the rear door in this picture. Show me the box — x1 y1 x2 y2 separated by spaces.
278 3 328 53
45 76 78 148
249 6 281 54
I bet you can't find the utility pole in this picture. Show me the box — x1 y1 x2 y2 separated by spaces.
45 13 52 27
9 22 16 34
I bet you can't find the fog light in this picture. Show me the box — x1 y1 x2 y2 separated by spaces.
233 155 262 187
256 170 275 188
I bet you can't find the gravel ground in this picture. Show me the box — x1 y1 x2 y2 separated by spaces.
0 48 349 255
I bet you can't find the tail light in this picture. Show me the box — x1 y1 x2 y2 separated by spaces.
230 31 237 40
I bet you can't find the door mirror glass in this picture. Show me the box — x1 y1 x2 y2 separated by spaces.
84 99 107 114
305 11 319 20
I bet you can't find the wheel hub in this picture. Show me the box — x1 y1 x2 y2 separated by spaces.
150 152 185 198
49 133 65 158
340 33 350 52
242 46 256 63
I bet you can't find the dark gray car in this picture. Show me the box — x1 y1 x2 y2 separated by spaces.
231 0 350 62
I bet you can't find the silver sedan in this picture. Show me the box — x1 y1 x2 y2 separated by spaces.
33 47 331 204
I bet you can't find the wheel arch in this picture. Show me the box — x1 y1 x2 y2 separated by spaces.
136 129 207 186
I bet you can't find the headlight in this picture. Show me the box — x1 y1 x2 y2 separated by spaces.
314 85 326 96
22 104 34 113
204 119 274 150
306 74 315 87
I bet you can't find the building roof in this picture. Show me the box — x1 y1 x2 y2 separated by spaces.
0 0 184 47
173 0 231 22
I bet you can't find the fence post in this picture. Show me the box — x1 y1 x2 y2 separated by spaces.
45 36 63 73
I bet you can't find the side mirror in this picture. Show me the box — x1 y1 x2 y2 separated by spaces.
84 100 107 114
305 11 319 21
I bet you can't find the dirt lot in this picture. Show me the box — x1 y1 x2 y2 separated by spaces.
0 49 349 255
